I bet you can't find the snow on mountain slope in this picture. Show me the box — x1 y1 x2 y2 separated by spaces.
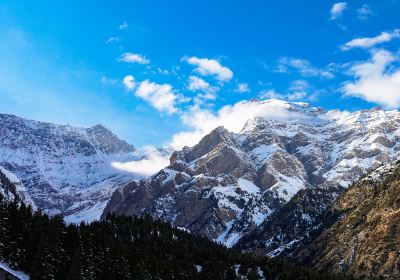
0 262 29 280
104 99 400 248
0 113 140 222
0 166 36 208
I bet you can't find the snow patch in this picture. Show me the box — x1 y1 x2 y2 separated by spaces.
0 262 29 280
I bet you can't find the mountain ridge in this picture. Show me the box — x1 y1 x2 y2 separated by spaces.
290 159 400 279
103 100 400 249
0 113 139 222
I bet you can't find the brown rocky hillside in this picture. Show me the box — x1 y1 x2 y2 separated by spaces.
293 162 400 279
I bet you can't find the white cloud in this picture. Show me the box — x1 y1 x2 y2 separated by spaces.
112 147 169 177
259 80 309 102
259 89 285 100
187 75 219 105
106 36 120 44
287 91 307 101
330 2 347 20
169 99 312 150
343 49 400 108
342 29 400 50
188 76 210 91
119 52 150 64
289 79 309 91
260 86 307 102
184 56 233 82
119 21 128 30
235 83 250 93
193 92 217 105
135 80 178 114
276 57 334 79
157 68 170 75
123 75 136 91
357 4 372 20
286 80 309 101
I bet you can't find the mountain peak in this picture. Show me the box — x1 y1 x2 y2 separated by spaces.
86 124 135 154
90 123 109 131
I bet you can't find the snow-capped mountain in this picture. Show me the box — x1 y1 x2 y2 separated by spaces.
103 99 400 249
0 113 139 222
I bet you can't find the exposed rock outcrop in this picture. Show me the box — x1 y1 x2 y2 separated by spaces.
291 161 400 280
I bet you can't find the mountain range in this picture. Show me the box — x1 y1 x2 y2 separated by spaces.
0 113 139 223
104 99 400 252
1 99 400 279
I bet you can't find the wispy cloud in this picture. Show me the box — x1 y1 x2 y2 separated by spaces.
260 88 307 102
119 21 128 30
342 29 400 50
112 147 169 177
357 4 372 20
187 75 210 91
105 36 120 44
286 91 307 101
100 76 118 86
276 57 334 79
119 52 150 64
184 56 233 82
157 68 170 75
259 89 285 100
343 49 400 108
289 79 309 91
235 83 250 93
330 2 348 20
259 80 310 102
187 75 219 105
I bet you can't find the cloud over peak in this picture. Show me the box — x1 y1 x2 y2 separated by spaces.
169 99 314 150
184 56 233 82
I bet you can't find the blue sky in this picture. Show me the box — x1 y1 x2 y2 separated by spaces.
0 1 400 148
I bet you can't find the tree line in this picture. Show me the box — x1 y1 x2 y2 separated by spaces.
0 194 351 280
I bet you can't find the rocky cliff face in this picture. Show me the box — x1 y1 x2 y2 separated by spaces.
0 113 138 222
0 165 36 208
291 161 400 280
103 99 400 248
235 185 344 257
